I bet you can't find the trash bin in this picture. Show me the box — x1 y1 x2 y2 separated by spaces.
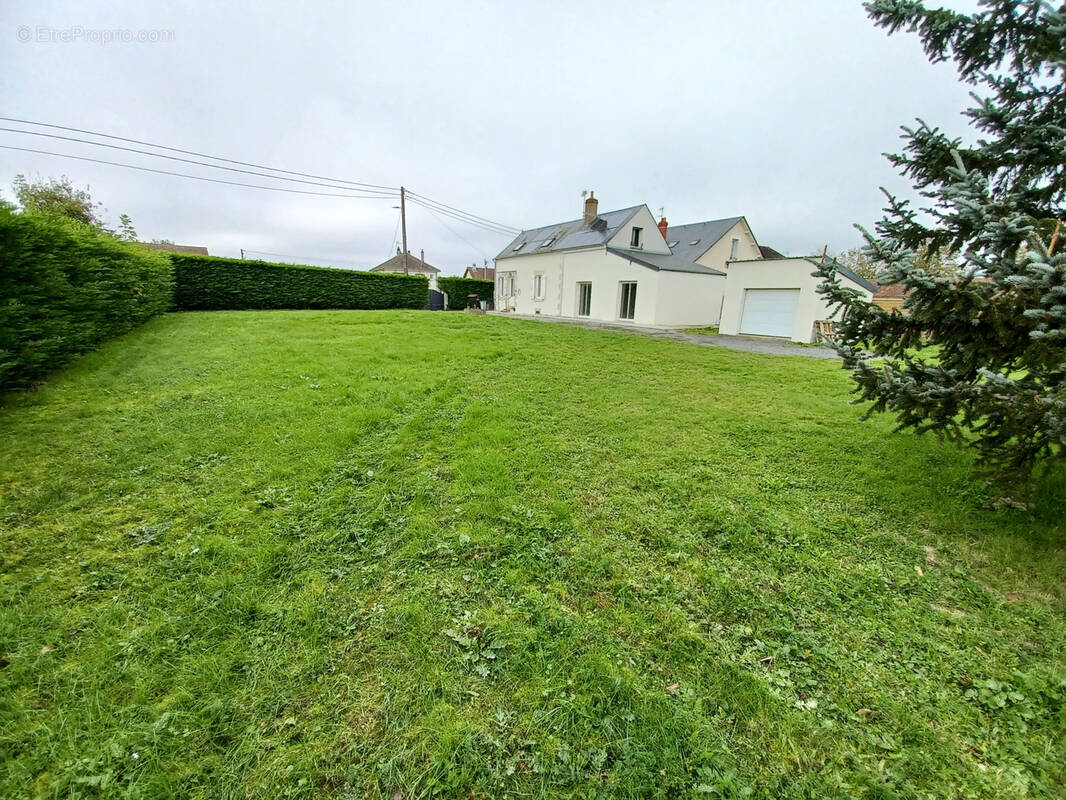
479 300 488 311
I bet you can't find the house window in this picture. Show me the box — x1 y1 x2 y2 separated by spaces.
533 273 545 300
730 237 740 260
577 282 592 317
630 227 643 248
497 272 516 296
540 236 555 248
619 282 637 320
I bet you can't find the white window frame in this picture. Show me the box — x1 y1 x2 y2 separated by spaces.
630 227 643 249
729 237 740 260
618 281 637 320
533 272 546 301
576 282 592 317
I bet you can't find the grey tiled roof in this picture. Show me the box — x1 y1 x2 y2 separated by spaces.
606 248 725 275
495 206 644 260
661 218 744 264
497 207 743 275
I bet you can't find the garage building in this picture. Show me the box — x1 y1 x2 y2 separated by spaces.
718 256 876 342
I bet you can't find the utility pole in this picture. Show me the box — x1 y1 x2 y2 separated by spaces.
400 186 409 275
240 248 244 260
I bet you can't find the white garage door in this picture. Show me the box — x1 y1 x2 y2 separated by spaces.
740 289 800 338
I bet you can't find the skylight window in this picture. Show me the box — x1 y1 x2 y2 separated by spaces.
540 236 555 248
688 239 701 246
512 242 526 252
667 240 679 248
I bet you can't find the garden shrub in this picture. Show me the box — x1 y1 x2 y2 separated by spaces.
170 254 428 311
0 205 173 390
437 277 494 310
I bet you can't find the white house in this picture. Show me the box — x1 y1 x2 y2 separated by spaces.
494 193 875 342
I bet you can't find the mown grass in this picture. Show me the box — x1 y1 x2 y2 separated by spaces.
1 310 1063 799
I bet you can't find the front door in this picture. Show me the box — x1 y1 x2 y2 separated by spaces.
497 271 517 311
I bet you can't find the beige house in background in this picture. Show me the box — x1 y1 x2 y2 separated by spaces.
872 283 908 312
371 248 440 288
494 193 875 342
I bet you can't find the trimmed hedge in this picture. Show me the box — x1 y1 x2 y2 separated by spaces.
437 277 494 310
170 254 428 311
0 206 173 390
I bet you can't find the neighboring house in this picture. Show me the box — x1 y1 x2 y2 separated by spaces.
718 256 875 340
872 283 908 312
464 265 496 280
142 243 209 255
493 193 874 341
371 248 440 287
494 193 761 328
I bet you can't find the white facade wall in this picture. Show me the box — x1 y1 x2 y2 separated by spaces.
495 247 725 328
606 206 671 254
496 248 658 326
718 257 873 342
653 271 726 326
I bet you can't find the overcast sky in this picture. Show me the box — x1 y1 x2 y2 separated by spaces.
1 1 979 274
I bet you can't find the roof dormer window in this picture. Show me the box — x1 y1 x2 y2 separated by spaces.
630 227 643 249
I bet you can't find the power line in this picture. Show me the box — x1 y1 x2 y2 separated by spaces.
0 115 397 192
0 127 398 196
0 116 522 234
0 145 398 199
416 201 491 259
406 196 516 236
407 190 519 233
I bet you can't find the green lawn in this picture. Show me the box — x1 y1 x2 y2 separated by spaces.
1 310 1063 799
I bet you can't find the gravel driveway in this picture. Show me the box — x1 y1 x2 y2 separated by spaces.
488 312 842 359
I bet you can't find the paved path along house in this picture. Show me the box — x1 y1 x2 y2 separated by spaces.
490 312 842 359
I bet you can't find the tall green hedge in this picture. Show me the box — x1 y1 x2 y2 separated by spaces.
437 277 494 310
171 254 428 311
0 206 173 390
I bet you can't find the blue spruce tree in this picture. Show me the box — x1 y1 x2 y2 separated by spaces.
817 1 1066 492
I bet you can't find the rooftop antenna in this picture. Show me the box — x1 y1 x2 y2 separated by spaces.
658 206 665 219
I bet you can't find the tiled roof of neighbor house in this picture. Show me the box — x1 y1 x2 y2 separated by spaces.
464 266 496 280
759 244 785 259
874 283 908 299
370 250 440 274
142 243 209 255
497 207 744 276
729 255 879 293
496 205 645 260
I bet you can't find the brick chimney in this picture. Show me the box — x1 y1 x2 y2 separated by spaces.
583 191 598 226
658 216 669 241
